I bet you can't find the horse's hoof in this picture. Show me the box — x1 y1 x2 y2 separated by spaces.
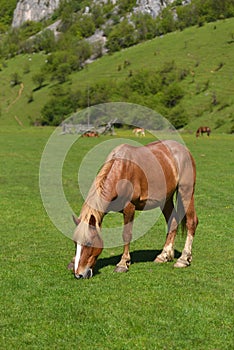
154 256 166 263
114 266 129 273
174 259 190 268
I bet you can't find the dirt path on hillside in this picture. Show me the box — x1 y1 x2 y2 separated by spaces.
6 83 24 112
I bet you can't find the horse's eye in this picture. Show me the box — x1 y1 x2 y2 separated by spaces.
85 242 92 247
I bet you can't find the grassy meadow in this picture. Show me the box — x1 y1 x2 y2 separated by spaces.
0 126 233 349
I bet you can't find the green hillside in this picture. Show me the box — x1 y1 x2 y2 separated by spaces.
1 18 234 132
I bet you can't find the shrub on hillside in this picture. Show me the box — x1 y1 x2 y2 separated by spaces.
106 20 137 53
10 72 21 86
167 105 188 129
176 0 234 29
40 86 82 125
41 96 74 125
44 39 91 77
157 7 176 35
91 4 105 28
32 72 45 89
51 63 72 83
32 29 56 53
118 0 136 15
162 83 184 108
71 14 96 39
133 13 158 41
0 0 18 29
128 70 162 95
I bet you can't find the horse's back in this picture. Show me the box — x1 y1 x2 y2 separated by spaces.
146 140 196 186
109 140 186 181
108 140 192 170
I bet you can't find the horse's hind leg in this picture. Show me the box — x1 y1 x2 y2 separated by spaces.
174 194 198 268
114 203 135 273
155 198 178 263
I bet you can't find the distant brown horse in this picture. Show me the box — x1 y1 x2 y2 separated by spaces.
82 131 99 137
70 140 198 279
196 126 211 137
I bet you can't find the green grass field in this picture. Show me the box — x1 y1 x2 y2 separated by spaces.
0 127 233 349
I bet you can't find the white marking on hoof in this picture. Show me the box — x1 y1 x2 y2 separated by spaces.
155 245 174 263
174 259 190 268
154 255 167 263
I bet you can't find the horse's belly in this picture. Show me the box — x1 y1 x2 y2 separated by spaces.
133 198 162 211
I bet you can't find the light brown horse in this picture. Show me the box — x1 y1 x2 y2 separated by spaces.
196 126 211 137
70 140 198 279
132 127 145 137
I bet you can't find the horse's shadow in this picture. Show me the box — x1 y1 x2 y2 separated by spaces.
94 249 181 275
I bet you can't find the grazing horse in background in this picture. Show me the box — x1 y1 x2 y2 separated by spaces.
132 127 145 137
82 130 99 137
70 140 198 279
196 126 211 137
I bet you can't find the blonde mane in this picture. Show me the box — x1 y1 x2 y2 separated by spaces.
95 159 115 193
73 159 114 244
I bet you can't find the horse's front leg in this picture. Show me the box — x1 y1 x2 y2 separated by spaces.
114 203 135 273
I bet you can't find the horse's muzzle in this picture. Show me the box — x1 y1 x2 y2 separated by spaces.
75 268 93 279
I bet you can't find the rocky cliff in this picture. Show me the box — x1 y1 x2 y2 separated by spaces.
12 0 177 28
135 0 174 17
12 0 61 28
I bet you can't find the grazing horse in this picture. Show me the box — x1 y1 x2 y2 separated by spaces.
82 130 99 137
70 140 198 279
196 126 211 137
132 127 145 137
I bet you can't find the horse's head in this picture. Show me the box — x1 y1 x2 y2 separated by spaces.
72 215 103 279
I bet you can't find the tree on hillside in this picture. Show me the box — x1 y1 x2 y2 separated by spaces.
128 70 162 95
58 2 76 32
133 13 158 41
32 72 45 89
0 0 17 31
106 20 136 53
118 0 136 14
52 63 71 84
76 14 96 38
167 105 188 129
176 0 234 28
162 83 184 108
10 72 21 86
91 4 105 28
33 29 56 53
41 97 73 125
157 7 176 34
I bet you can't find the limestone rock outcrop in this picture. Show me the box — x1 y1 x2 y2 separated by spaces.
12 0 61 28
12 0 190 28
135 0 174 18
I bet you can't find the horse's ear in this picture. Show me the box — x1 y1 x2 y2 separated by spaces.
72 215 80 226
89 214 96 228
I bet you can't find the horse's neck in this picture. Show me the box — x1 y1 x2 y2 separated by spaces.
81 187 107 226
